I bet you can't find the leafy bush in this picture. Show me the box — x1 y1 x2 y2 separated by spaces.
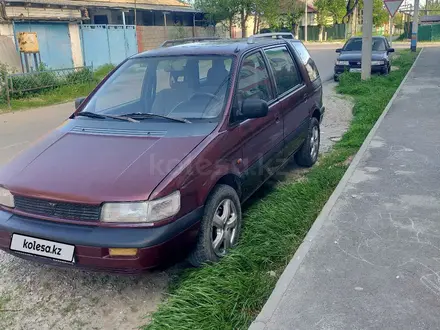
0 63 8 104
65 67 94 84
94 64 115 81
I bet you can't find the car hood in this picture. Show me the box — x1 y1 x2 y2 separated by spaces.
338 51 387 61
0 119 214 203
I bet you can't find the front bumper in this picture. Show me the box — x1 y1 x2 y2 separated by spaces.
0 208 202 273
334 64 388 77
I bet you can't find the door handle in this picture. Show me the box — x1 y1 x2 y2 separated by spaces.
275 116 281 124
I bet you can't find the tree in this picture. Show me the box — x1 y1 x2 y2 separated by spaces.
372 0 389 26
253 0 279 34
342 0 360 23
269 0 305 38
194 0 239 37
420 1 440 16
343 0 391 36
327 0 346 24
239 0 254 37
314 0 345 41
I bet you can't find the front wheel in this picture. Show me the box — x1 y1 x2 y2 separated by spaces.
188 184 242 267
295 117 320 167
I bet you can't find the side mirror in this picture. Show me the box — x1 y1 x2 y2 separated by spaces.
241 98 268 119
388 48 395 53
335 48 342 53
75 97 86 110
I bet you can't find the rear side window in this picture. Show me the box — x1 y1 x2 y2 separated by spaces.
290 41 320 82
237 52 273 103
264 46 302 96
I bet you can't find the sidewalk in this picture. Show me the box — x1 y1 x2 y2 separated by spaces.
251 47 440 330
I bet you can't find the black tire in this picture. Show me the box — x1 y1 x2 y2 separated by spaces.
334 75 339 82
295 117 320 167
383 65 390 75
187 184 242 267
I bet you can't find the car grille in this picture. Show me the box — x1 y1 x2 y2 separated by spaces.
14 196 101 221
349 61 361 68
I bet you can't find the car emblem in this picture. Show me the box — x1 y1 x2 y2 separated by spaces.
357 62 361 65
48 202 56 207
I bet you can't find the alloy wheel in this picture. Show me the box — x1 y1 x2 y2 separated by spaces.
211 199 238 257
310 125 319 160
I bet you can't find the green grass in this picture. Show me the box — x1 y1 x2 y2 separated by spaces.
0 64 115 113
144 49 419 330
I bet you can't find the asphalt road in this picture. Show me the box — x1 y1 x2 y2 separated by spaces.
306 43 340 82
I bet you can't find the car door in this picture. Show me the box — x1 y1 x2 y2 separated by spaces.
232 51 284 199
263 45 310 158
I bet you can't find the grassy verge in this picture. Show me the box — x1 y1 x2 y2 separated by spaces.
0 65 115 113
144 49 419 330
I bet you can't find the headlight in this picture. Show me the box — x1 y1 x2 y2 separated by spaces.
336 60 349 66
100 191 181 223
0 187 14 208
371 60 385 65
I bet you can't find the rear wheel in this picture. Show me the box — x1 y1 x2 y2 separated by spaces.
295 117 320 167
188 184 242 267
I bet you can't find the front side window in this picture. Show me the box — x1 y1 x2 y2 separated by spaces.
372 39 386 51
264 46 302 95
237 52 272 103
82 55 233 121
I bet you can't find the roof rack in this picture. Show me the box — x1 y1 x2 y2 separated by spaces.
248 32 295 43
160 37 222 48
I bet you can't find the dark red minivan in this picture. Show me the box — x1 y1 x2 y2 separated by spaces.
0 35 324 272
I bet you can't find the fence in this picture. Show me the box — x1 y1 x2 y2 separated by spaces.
403 22 440 41
2 66 93 108
418 24 440 41
80 25 138 68
136 25 221 52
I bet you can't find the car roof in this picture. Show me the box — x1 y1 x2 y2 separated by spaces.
132 38 303 58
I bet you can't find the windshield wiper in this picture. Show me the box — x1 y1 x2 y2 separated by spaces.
75 111 139 123
120 113 191 124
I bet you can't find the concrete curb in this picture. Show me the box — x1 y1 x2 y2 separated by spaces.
249 48 425 330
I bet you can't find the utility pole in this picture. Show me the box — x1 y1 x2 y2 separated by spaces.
134 0 137 26
361 0 373 80
389 15 393 46
304 0 308 42
411 0 420 52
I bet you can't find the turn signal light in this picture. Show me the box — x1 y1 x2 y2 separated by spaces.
108 248 138 257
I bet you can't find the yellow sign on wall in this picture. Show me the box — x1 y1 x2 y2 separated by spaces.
17 32 39 53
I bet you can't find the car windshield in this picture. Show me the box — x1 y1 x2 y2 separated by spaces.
82 55 233 121
343 38 386 51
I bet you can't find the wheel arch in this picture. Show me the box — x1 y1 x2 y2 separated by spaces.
202 173 242 206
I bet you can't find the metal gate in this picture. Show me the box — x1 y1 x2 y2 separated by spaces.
14 22 73 69
80 25 138 68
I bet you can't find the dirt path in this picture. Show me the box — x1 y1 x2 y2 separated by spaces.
0 81 353 330
320 81 353 152
0 253 168 330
